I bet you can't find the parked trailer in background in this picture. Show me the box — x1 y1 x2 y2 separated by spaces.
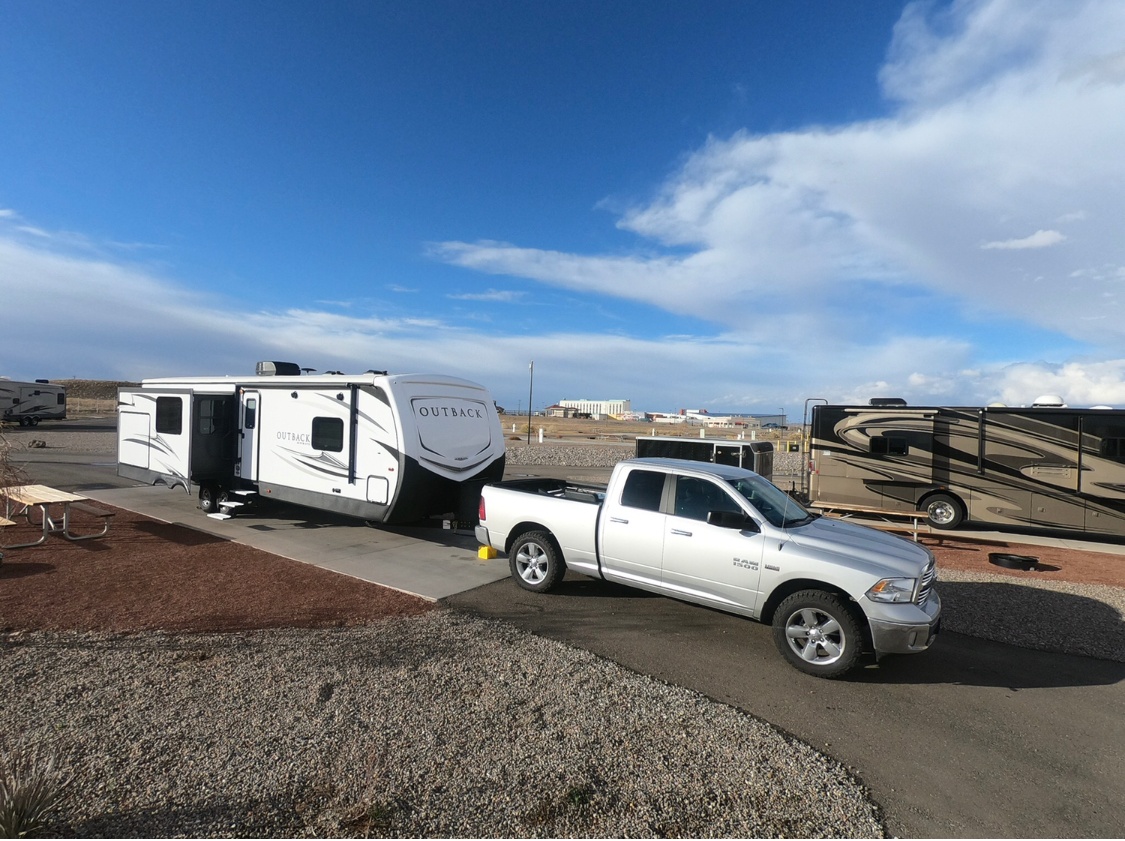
635 436 774 481
118 362 505 525
809 401 1125 535
0 378 67 426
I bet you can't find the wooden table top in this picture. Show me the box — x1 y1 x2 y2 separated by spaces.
2 484 88 505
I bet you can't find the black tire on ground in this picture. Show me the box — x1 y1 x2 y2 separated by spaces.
772 590 864 678
199 485 219 514
18 417 29 427
924 492 964 529
509 530 566 593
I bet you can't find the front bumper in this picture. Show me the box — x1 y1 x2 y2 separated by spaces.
867 590 942 655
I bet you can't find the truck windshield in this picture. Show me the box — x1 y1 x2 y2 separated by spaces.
726 474 812 528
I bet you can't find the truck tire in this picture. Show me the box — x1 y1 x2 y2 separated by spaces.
509 530 566 593
772 590 863 678
924 493 963 530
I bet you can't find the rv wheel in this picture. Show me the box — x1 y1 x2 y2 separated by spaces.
199 485 219 514
924 493 964 530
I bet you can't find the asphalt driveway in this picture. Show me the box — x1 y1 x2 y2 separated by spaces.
446 572 1125 839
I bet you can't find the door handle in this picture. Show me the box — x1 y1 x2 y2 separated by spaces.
671 528 693 537
609 517 629 524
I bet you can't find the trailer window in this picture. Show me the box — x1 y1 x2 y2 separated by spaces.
198 398 228 435
869 435 908 455
57 393 65 405
619 470 664 512
312 417 344 452
155 397 183 435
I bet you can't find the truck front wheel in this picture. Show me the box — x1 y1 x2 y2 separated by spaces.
509 531 565 593
772 590 863 678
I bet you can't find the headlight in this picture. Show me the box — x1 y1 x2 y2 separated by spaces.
866 577 918 603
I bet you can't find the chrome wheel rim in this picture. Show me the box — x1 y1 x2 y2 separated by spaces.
783 608 845 665
928 500 956 526
515 542 549 584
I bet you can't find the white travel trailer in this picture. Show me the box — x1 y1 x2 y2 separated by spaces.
117 362 506 524
0 378 67 426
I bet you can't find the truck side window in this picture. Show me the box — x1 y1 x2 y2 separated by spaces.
674 477 741 521
619 470 664 512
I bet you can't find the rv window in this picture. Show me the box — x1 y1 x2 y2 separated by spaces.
198 398 228 435
312 417 344 452
155 397 183 435
870 435 908 455
1098 438 1125 463
57 393 65 405
619 469 665 512
244 398 257 429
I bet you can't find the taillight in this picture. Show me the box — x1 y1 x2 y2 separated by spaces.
478 496 486 522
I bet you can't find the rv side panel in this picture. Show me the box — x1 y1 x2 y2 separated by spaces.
116 388 194 491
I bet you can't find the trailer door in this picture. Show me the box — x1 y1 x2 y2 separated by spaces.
239 390 260 482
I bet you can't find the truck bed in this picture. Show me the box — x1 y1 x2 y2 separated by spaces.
496 477 606 505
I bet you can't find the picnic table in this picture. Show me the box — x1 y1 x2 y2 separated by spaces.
1 484 115 549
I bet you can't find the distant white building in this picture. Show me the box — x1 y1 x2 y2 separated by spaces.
559 398 631 418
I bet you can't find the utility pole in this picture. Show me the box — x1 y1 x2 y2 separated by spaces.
527 361 534 445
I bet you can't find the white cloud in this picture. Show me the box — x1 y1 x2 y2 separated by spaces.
447 288 526 302
434 0 1125 382
981 229 1066 250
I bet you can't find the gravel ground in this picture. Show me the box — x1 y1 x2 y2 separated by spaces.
3 614 885 838
3 425 1123 836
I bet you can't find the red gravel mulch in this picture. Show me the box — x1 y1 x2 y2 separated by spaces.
0 505 434 634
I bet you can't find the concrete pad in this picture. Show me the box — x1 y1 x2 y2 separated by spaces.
87 486 512 600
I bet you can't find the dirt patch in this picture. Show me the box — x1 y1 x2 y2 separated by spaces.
0 506 433 633
922 534 1125 588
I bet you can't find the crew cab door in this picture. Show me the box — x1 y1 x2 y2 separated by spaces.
661 474 764 613
598 467 667 585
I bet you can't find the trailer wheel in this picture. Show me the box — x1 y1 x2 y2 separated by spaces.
199 485 219 514
772 590 863 678
509 530 566 593
18 417 29 427
28 417 39 426
924 493 963 529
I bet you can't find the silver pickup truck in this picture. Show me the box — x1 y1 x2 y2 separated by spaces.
476 457 940 678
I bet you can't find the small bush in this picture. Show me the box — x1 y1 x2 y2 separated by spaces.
0 423 28 491
0 740 73 838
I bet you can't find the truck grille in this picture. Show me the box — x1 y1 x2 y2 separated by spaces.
916 558 937 606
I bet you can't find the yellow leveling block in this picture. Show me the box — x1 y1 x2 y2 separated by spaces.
477 545 498 560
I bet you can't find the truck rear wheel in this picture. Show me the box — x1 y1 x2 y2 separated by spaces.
772 590 863 678
509 530 565 593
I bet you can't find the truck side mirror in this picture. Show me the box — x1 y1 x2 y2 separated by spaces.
707 510 759 532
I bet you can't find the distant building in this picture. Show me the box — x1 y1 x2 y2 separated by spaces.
559 398 631 419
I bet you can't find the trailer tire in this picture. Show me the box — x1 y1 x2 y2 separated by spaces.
924 493 964 530
772 590 863 678
199 485 219 514
509 530 566 593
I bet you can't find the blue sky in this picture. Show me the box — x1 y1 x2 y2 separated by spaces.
3 0 1125 416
